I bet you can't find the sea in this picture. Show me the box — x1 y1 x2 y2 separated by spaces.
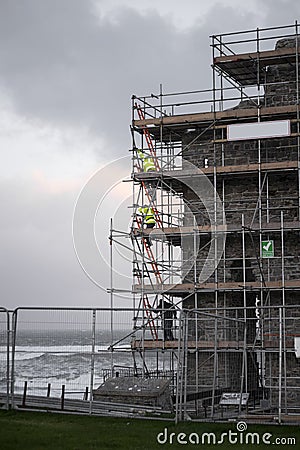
0 328 172 399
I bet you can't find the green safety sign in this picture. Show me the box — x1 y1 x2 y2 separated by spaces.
261 240 274 258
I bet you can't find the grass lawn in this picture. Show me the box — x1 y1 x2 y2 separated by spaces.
0 410 299 449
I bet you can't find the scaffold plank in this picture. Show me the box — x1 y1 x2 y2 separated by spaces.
214 46 300 66
213 160 298 174
132 279 300 295
133 105 298 129
133 160 299 182
131 339 242 349
133 221 300 237
131 339 295 350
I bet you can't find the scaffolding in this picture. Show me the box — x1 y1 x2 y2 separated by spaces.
109 22 300 423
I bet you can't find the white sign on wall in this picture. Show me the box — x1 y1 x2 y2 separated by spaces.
295 337 300 358
227 120 290 141
219 393 249 405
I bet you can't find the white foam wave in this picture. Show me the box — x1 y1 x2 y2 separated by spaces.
0 343 131 361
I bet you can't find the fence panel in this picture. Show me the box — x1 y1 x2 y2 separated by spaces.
12 308 95 404
9 307 178 417
0 307 9 409
176 308 249 421
175 305 300 423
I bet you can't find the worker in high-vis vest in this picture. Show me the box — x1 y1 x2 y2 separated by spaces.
137 150 157 202
138 206 156 246
138 207 156 228
137 150 156 172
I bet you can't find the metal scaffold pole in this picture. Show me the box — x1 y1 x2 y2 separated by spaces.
89 309 96 414
110 217 114 376
278 306 283 424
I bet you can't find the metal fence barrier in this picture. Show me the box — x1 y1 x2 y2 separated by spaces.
0 307 10 410
0 306 299 424
175 305 300 424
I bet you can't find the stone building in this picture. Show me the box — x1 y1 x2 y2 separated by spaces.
180 35 300 408
130 25 300 420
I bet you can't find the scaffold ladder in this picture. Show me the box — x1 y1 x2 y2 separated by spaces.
132 103 166 342
135 216 163 284
133 215 163 341
134 259 158 341
140 180 162 229
143 294 158 341
134 103 162 227
135 103 160 171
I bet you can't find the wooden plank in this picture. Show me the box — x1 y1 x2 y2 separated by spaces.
196 160 298 175
133 161 298 185
133 221 300 242
214 46 300 66
131 339 242 349
264 340 295 348
132 224 227 236
133 105 298 129
214 160 298 175
131 339 295 352
132 279 300 294
132 339 295 350
144 221 299 235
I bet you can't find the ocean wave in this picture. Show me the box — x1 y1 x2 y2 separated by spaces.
11 345 120 361
13 351 133 382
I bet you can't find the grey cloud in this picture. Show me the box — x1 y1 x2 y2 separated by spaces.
1 0 299 309
0 1 227 155
0 225 103 309
1 0 284 154
0 1 195 155
0 1 298 134
0 176 131 309
0 178 103 308
257 0 299 26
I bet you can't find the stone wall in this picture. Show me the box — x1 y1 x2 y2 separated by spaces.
181 37 300 405
265 37 300 108
265 353 300 408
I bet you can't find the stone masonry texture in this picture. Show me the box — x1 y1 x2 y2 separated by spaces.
181 37 300 408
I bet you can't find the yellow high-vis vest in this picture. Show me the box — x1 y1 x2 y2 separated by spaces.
138 207 156 225
137 150 156 172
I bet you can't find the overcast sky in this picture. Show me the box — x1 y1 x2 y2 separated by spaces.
0 0 299 309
